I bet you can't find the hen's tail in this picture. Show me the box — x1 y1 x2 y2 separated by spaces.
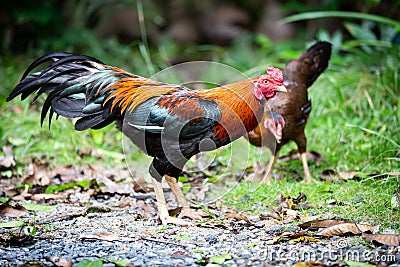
7 52 173 131
284 41 332 88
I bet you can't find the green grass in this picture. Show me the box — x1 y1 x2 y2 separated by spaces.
225 178 398 226
0 38 399 231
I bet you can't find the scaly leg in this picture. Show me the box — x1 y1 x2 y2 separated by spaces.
300 152 312 183
151 177 192 226
164 175 202 221
263 151 279 185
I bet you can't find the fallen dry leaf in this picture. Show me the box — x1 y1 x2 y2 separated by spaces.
12 184 32 201
276 192 308 210
298 219 347 230
282 215 296 224
288 230 309 239
284 208 298 217
270 230 309 244
136 199 156 219
0 202 28 217
362 232 400 246
50 165 80 182
18 162 52 187
298 203 313 209
29 193 67 201
289 236 321 243
190 183 209 202
33 162 51 186
97 176 134 194
115 196 132 208
168 207 183 217
326 199 345 206
223 213 251 223
320 169 360 182
339 171 359 180
276 194 293 208
0 146 16 170
79 232 127 242
90 164 130 183
19 163 35 183
260 211 282 221
316 223 377 237
270 232 292 244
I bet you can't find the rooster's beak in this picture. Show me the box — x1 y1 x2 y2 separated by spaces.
276 85 287 92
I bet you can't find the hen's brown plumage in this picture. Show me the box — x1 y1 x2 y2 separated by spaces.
246 41 332 184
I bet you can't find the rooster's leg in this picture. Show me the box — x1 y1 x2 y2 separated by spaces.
300 152 312 183
151 177 192 226
165 175 202 221
263 151 279 185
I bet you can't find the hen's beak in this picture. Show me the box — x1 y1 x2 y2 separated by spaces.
276 85 287 92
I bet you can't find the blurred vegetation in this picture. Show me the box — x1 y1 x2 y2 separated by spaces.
1 0 399 101
1 1 399 67
0 0 399 228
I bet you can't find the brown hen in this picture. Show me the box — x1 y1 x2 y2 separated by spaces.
246 41 332 184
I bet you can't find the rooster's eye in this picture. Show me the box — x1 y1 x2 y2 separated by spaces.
263 80 269 84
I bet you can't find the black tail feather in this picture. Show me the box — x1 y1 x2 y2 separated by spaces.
75 113 105 131
32 68 85 103
7 52 104 102
7 51 128 131
20 52 72 81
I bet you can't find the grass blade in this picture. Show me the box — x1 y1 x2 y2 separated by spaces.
346 123 400 148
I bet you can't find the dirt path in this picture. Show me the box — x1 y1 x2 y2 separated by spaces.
1 194 399 267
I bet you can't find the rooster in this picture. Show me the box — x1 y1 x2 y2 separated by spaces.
7 53 286 225
246 41 331 184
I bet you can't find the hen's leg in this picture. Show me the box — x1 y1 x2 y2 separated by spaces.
300 152 312 183
263 151 279 185
164 175 202 221
296 134 312 183
151 177 192 226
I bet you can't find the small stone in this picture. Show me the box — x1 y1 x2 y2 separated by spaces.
205 234 219 244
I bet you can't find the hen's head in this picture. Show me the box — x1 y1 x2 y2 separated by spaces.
254 67 286 100
265 111 285 143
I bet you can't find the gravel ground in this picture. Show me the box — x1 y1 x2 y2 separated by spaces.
1 195 400 267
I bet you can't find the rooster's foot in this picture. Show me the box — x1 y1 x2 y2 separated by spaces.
178 207 203 221
158 209 193 226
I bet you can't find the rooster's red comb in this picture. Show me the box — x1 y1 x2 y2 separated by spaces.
266 66 283 82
